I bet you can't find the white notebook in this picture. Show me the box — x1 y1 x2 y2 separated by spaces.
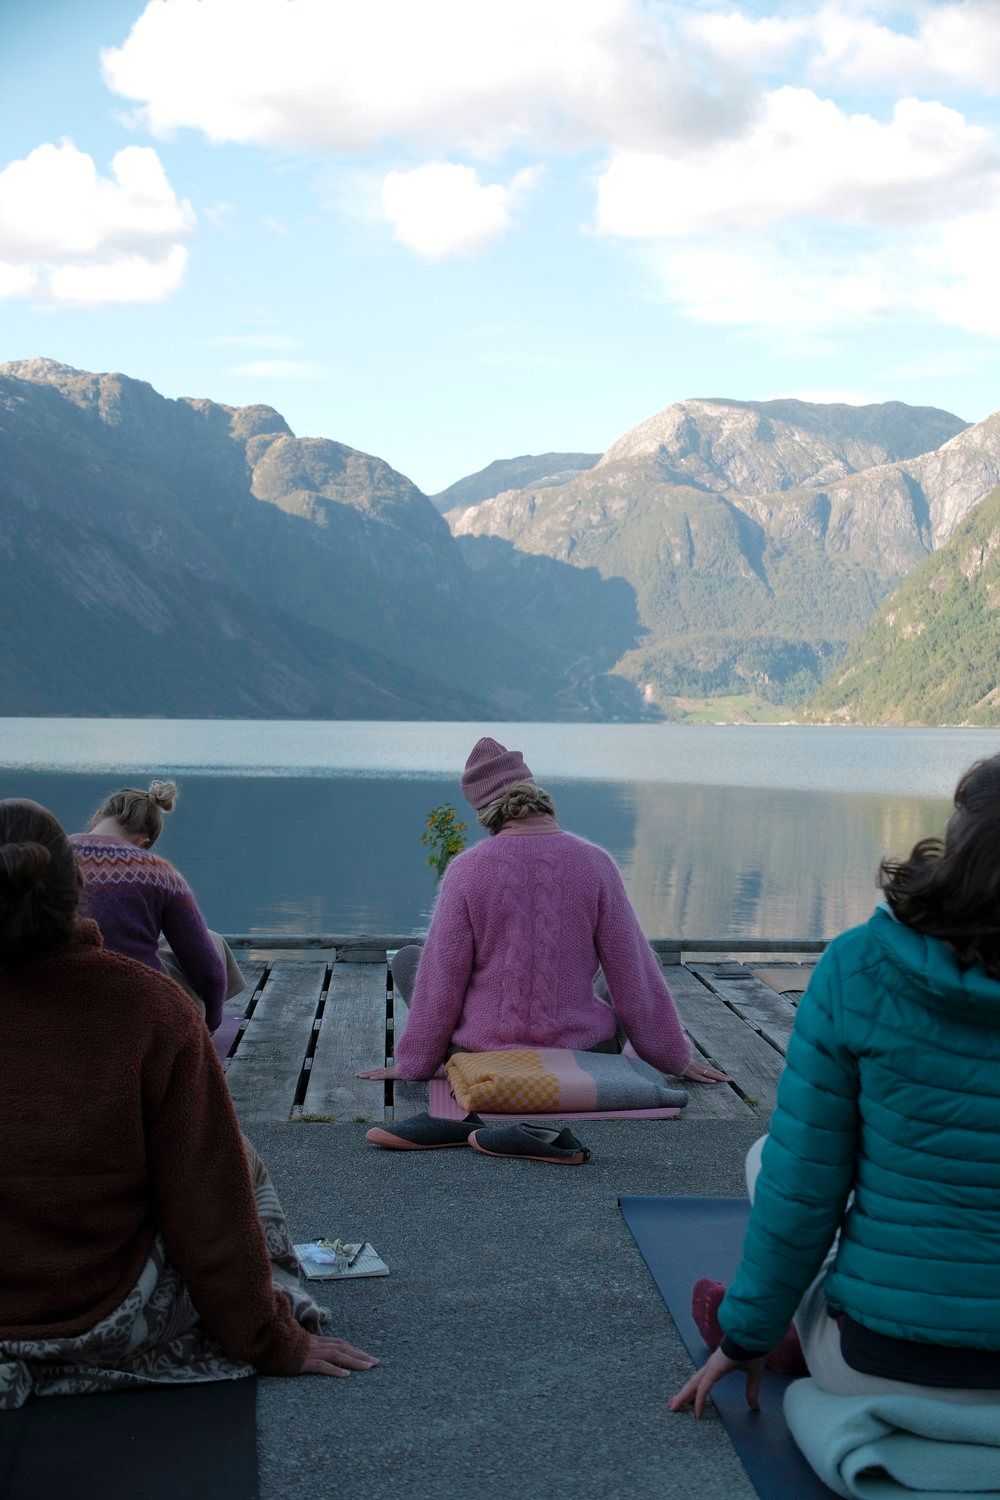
294 1240 389 1280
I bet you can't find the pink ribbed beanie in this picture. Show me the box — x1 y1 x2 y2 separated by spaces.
460 738 534 810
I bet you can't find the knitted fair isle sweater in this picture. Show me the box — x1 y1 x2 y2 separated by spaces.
70 834 226 1031
394 828 691 1080
0 923 308 1374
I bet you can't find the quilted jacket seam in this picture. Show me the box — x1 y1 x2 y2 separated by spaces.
831 1270 1000 1308
842 1237 999 1266
850 1203 1000 1234
781 1062 856 1106
860 1116 1000 1165
860 1078 1000 1120
854 1178 999 1209
840 1004 1000 1066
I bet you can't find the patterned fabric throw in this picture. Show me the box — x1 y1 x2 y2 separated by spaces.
0 1141 324 1409
445 1048 688 1114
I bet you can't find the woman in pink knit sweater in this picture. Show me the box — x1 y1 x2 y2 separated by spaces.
375 739 729 1085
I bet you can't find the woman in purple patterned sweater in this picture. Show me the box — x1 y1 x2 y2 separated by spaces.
368 738 731 1086
70 781 235 1033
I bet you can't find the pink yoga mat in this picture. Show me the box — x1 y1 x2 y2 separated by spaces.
428 1077 682 1122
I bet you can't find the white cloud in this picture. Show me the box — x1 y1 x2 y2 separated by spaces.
0 262 37 298
382 163 538 259
688 2 1000 96
0 140 193 304
228 359 326 377
100 0 749 156
808 1 1000 95
638 214 1000 342
94 0 1000 329
597 81 1000 342
683 8 810 72
49 246 188 305
597 89 1000 238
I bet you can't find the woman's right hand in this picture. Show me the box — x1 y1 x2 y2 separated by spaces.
356 1065 398 1080
300 1333 379 1377
683 1060 734 1084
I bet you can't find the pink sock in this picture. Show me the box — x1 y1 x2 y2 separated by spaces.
690 1278 808 1376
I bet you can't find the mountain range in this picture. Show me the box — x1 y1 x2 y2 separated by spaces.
446 397 990 717
0 359 635 719
3 358 998 723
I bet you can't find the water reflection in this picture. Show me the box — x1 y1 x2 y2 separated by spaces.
5 772 949 940
615 781 947 936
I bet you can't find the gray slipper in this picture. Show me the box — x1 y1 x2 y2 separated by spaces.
469 1124 590 1165
366 1112 485 1150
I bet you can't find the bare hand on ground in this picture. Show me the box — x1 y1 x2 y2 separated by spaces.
668 1347 764 1418
683 1060 734 1084
356 1066 398 1080
300 1334 380 1377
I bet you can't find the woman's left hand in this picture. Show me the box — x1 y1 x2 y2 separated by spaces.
668 1346 765 1418
683 1060 734 1084
356 1066 399 1080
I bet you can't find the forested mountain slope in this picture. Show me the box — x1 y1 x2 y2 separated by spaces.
806 486 1000 726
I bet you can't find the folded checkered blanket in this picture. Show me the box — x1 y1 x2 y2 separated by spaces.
444 1048 688 1114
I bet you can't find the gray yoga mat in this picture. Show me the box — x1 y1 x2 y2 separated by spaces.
0 1377 259 1500
619 1194 835 1499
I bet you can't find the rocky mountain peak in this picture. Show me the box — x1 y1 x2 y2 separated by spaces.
0 356 85 384
434 451 602 512
597 396 967 496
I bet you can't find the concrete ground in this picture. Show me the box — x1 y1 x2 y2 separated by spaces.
249 1119 763 1500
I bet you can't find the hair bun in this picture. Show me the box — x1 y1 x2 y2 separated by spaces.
147 779 178 812
0 841 52 895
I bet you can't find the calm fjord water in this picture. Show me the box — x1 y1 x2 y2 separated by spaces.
2 720 997 939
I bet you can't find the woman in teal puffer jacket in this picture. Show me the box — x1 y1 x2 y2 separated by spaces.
672 754 1000 1416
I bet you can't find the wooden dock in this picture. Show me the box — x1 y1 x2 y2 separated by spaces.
217 937 824 1125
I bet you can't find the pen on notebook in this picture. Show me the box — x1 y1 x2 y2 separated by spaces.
347 1241 367 1268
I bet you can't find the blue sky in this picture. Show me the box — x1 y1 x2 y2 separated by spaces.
2 0 1000 492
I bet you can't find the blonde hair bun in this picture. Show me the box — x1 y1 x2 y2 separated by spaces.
477 779 556 835
147 779 178 812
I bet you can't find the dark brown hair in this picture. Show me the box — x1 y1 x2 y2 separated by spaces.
93 779 177 847
0 800 80 965
879 753 1000 977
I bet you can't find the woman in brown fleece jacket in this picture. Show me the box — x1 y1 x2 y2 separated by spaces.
0 799 377 1389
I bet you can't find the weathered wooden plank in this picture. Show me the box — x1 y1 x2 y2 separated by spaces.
388 991 429 1119
223 960 266 1016
216 962 268 1069
335 946 390 964
750 964 814 997
664 964 786 1118
691 963 798 1054
303 964 388 1121
226 963 327 1123
660 966 756 1119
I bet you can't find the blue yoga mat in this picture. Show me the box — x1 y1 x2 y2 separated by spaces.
619 1194 835 1499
